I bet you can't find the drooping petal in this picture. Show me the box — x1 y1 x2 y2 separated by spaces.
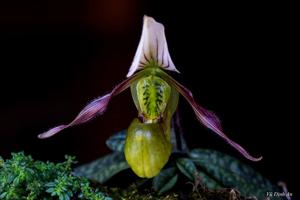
38 71 146 139
160 72 262 162
127 16 179 77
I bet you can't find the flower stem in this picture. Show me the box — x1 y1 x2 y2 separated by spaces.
171 109 189 152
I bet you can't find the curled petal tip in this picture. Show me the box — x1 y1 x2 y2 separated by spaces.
37 94 112 139
38 125 67 139
251 156 263 162
37 135 44 139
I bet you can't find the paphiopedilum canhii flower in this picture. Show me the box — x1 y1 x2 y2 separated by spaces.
38 16 262 178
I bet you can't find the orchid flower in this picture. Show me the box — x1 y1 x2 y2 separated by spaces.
38 16 262 178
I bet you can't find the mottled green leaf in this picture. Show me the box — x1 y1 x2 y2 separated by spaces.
153 167 178 195
176 158 221 190
197 171 221 190
105 130 127 152
176 158 197 181
74 153 129 183
189 148 282 199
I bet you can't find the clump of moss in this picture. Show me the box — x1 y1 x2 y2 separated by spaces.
0 152 111 200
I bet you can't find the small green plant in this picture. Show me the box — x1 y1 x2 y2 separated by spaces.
0 152 111 200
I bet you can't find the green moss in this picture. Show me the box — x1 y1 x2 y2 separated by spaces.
0 152 111 200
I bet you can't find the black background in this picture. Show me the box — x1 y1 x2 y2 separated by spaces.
0 0 297 194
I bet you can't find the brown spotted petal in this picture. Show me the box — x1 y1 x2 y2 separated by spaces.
38 71 144 139
161 72 262 162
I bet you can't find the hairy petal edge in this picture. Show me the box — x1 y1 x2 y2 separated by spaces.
161 72 262 161
38 71 144 139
